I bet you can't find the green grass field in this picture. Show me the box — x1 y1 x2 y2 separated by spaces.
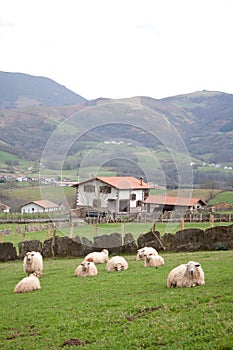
0 251 232 349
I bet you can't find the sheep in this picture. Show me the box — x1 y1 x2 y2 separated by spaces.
136 247 158 260
14 271 41 293
84 249 109 264
144 253 165 268
106 256 128 272
74 261 98 277
167 261 205 288
23 251 43 276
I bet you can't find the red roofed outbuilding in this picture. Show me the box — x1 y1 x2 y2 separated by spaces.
144 194 206 213
21 200 59 214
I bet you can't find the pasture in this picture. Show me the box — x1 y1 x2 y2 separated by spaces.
0 250 233 349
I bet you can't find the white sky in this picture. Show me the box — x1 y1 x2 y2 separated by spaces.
1 0 233 100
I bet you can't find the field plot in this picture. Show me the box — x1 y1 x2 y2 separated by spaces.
0 251 233 349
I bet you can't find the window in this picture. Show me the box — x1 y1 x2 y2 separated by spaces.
84 184 95 192
130 193 136 201
100 185 111 194
144 190 149 200
136 200 142 207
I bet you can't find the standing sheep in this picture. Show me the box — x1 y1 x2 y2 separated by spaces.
23 251 43 276
167 261 205 288
74 261 98 277
84 249 109 264
14 271 41 293
136 247 158 260
106 256 128 272
144 253 165 268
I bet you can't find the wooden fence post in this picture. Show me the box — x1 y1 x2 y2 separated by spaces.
121 223 124 246
152 222 156 233
47 224 50 238
210 214 214 228
69 221 74 238
181 217 185 230
94 224 98 237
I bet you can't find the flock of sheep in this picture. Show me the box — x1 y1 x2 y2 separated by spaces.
13 247 205 293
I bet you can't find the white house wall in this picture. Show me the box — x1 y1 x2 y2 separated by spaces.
77 180 145 212
21 203 44 213
21 203 58 213
77 179 118 208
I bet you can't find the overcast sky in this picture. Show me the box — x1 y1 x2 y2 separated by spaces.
1 0 233 100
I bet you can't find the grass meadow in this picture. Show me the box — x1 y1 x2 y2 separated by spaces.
0 250 233 349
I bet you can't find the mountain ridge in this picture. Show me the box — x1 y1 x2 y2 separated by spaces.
0 71 233 179
0 71 86 108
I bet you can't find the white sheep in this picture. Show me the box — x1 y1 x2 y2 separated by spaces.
106 256 128 272
167 261 205 288
14 271 41 293
84 249 109 264
23 251 43 276
136 247 158 260
74 260 98 277
144 253 165 268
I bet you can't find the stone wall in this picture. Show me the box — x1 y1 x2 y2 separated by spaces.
0 224 232 261
0 242 17 262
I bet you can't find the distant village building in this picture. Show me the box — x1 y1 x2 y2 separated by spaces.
0 202 10 213
211 202 233 211
72 176 151 214
144 195 206 214
21 200 59 214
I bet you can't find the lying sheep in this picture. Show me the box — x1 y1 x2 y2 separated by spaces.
14 271 41 293
84 249 109 264
136 247 158 260
74 261 98 277
167 261 205 288
144 253 165 268
23 251 43 276
106 256 128 272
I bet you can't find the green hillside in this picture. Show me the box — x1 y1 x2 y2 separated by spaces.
0 72 233 190
207 191 233 205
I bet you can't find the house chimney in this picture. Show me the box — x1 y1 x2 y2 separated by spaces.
139 176 143 186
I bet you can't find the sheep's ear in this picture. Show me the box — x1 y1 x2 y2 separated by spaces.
195 263 200 267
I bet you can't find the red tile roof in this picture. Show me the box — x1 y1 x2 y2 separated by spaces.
144 195 206 207
26 200 59 209
97 176 150 189
73 176 151 190
0 202 10 210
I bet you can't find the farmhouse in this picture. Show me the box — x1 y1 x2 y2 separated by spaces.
144 194 206 214
72 176 151 214
21 200 59 214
